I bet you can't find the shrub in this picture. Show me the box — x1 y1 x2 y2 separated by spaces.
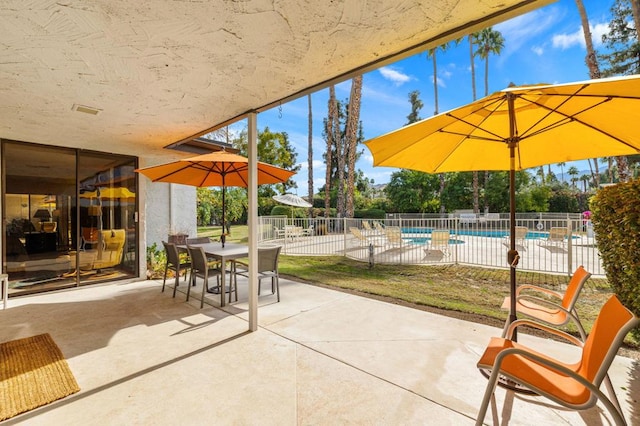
146 243 166 279
591 180 640 338
354 209 386 219
270 205 291 217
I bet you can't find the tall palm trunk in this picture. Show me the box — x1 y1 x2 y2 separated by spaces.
470 34 480 213
324 86 337 217
576 0 629 181
345 76 362 218
307 94 314 217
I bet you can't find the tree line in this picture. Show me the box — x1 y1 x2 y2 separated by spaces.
197 0 640 226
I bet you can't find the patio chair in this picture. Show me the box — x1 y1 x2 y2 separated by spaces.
373 221 385 233
501 265 591 340
476 294 639 426
235 246 282 302
425 229 451 257
362 221 373 231
162 241 191 298
187 245 226 308
186 237 211 244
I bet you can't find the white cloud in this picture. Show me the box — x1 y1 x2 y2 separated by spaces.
531 46 544 56
552 22 608 49
379 66 413 85
495 7 561 61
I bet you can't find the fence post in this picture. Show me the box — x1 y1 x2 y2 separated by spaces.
343 217 347 258
454 217 459 264
567 224 573 276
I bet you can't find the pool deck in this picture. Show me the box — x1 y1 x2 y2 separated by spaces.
1 276 637 425
271 231 604 277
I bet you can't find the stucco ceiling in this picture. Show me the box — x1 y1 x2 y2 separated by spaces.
0 0 551 163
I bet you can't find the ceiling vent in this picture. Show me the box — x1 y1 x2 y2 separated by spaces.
72 104 102 115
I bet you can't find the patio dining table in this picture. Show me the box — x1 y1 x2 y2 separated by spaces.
177 242 248 307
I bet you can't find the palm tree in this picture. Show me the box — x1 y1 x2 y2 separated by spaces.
469 32 480 213
307 93 313 217
558 162 566 184
427 42 452 213
324 86 338 217
345 75 363 218
475 27 504 212
475 28 504 97
579 174 590 192
575 0 629 181
567 166 579 187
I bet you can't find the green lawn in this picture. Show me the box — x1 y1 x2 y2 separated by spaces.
197 225 635 347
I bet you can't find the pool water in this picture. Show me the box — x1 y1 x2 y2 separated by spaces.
401 227 549 239
407 237 465 245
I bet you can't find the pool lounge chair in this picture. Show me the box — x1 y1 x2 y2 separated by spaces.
538 226 569 249
476 294 639 426
349 227 383 247
503 226 528 250
384 226 406 249
425 229 451 257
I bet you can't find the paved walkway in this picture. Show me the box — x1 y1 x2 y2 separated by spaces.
1 277 638 425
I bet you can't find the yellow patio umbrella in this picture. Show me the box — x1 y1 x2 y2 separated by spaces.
136 151 295 243
365 74 640 333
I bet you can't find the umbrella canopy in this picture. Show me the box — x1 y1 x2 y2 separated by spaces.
136 151 296 238
136 151 295 187
273 193 312 208
365 74 640 332
79 187 136 200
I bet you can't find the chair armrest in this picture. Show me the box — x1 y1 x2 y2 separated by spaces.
515 294 568 312
504 318 583 347
515 284 563 300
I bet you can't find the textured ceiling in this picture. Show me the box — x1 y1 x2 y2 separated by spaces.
0 0 550 163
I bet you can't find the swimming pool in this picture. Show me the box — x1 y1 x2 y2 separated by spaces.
407 237 465 245
401 227 548 239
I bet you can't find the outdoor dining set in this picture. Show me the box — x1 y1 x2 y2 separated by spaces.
160 237 282 309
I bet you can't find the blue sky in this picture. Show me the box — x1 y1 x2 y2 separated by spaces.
232 0 614 193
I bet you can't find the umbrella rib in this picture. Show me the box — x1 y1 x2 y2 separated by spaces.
519 96 639 149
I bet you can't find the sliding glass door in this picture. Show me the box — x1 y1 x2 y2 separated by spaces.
3 140 138 295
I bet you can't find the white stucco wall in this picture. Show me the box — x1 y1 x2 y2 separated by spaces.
142 181 197 251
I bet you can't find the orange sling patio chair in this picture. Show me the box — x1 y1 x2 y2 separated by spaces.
476 294 639 426
501 265 591 340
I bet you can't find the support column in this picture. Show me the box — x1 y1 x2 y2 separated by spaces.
248 112 259 332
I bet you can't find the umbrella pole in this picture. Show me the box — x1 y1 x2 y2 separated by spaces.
508 166 518 339
507 94 519 340
221 184 226 247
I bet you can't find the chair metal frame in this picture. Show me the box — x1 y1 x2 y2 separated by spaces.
162 241 191 298
235 246 282 302
427 229 451 257
477 295 639 426
186 245 225 308
501 265 591 340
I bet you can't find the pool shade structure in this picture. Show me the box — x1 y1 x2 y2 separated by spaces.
136 151 296 238
364 74 640 336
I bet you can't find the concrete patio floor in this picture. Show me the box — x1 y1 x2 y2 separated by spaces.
1 276 639 425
